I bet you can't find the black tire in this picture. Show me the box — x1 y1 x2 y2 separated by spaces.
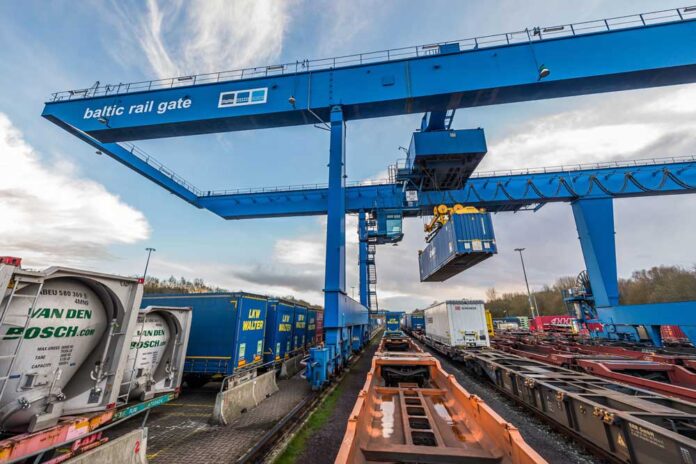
185 376 208 389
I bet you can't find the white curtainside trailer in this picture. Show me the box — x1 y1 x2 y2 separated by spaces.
423 300 489 358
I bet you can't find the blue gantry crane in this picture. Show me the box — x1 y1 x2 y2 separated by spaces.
42 7 696 386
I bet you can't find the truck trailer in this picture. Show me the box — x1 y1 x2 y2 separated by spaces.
423 300 490 358
142 292 268 387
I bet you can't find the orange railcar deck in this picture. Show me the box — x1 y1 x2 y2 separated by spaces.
336 349 546 464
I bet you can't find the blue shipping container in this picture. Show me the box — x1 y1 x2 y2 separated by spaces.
306 309 317 347
419 212 497 282
264 299 296 363
385 311 404 332
142 292 268 377
293 305 308 351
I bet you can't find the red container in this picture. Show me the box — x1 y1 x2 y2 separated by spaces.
315 310 324 344
529 315 574 332
662 325 688 342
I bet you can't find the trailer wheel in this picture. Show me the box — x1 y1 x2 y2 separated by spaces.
185 376 208 389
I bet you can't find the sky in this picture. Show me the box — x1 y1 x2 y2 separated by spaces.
1 0 695 311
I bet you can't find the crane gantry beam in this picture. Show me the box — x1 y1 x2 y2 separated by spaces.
198 157 696 219
43 10 696 142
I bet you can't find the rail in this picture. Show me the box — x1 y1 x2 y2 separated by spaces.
49 6 696 102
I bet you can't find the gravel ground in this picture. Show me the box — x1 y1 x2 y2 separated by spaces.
417 342 605 464
297 340 379 464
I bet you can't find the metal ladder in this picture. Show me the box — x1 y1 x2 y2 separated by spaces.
0 275 45 402
367 239 379 312
116 317 145 405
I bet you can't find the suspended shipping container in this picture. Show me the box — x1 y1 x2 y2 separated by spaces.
141 292 267 386
419 212 497 282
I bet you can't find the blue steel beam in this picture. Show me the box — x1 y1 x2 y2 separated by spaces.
198 158 696 219
572 198 619 308
42 16 696 141
57 130 201 206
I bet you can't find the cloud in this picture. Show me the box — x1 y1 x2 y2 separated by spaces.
0 113 150 266
482 86 696 171
106 0 294 78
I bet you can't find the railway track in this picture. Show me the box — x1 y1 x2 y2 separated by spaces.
410 332 696 464
237 388 322 463
239 332 383 463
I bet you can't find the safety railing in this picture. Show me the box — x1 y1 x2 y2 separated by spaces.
468 154 696 179
119 142 204 196
201 155 696 197
116 138 696 199
49 6 696 102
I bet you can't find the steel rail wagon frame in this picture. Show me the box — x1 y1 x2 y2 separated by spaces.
462 349 696 464
336 335 546 463
491 336 696 401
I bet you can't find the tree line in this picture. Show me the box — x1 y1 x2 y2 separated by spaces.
143 275 320 309
485 265 696 318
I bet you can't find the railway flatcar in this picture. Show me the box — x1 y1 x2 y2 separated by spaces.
336 332 545 463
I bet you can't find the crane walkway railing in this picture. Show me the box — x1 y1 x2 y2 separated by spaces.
202 155 696 197
49 6 696 102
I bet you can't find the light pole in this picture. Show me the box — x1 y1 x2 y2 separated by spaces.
514 248 538 318
143 247 156 280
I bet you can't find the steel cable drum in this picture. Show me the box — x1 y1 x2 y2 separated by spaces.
0 278 109 431
121 312 171 400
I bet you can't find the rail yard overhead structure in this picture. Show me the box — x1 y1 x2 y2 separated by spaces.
43 7 696 387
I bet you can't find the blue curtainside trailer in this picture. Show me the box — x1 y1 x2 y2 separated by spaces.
264 299 296 363
141 292 268 386
408 313 426 332
306 309 317 347
419 212 497 282
293 304 308 351
385 311 404 332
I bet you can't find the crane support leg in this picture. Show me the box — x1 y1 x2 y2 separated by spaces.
571 197 620 308
308 106 369 389
574 198 696 346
